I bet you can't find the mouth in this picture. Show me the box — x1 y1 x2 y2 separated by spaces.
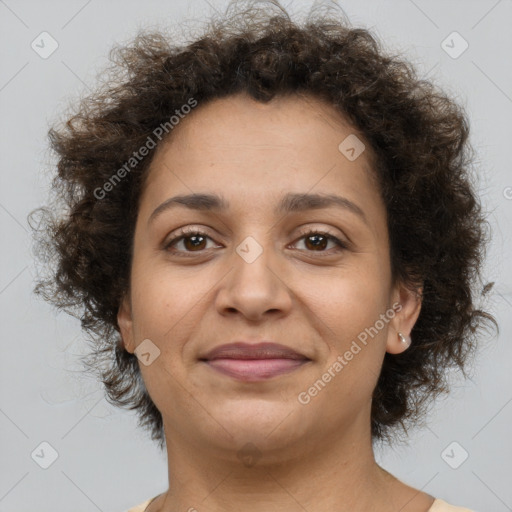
199 342 311 382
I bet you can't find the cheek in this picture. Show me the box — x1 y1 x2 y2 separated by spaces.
128 265 202 413
319 265 389 339
312 261 390 394
129 260 206 341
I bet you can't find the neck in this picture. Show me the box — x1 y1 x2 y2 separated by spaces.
151 415 406 512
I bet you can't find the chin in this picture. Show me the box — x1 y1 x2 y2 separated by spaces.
206 399 312 448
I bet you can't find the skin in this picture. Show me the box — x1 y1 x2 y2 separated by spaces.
118 92 430 512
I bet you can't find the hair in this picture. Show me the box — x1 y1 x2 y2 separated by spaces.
29 0 498 450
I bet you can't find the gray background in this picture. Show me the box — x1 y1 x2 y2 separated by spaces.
1 0 511 510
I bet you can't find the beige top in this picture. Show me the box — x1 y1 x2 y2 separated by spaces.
126 497 475 511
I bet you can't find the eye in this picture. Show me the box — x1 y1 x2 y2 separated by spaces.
291 228 348 255
164 226 348 256
163 227 219 256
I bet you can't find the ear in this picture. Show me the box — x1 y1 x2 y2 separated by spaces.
386 281 423 355
117 293 135 354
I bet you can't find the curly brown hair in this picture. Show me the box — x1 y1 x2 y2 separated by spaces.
29 0 498 450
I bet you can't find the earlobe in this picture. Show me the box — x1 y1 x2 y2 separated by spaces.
387 331 412 355
117 294 135 354
386 283 422 355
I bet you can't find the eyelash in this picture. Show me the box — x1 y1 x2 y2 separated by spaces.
163 226 348 257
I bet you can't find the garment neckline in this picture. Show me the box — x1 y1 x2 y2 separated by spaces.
141 496 446 512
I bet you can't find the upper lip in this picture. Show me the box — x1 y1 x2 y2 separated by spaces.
200 342 309 361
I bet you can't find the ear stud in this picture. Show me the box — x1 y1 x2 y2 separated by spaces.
398 332 410 345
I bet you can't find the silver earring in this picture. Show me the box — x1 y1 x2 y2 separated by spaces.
398 332 410 345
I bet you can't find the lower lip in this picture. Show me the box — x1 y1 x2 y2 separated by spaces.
204 358 309 381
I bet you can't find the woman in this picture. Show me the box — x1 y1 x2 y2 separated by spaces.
30 1 496 510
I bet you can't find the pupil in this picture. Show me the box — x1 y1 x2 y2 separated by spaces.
185 235 205 250
306 234 327 251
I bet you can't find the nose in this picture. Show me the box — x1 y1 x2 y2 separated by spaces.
214 237 293 322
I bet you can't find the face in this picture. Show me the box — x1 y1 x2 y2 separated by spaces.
118 92 421 462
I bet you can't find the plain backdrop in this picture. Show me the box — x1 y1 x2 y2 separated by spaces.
0 0 511 511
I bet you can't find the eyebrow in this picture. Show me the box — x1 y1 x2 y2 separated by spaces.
148 192 368 225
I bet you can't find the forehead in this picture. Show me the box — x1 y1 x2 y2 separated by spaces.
152 92 371 168
140 92 384 229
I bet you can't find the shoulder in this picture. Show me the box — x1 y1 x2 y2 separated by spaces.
429 498 476 512
125 497 155 512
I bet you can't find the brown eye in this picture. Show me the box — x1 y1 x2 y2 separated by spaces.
180 234 208 251
304 233 329 251
164 229 216 255
293 229 347 254
164 227 347 257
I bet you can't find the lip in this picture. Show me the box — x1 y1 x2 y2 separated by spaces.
199 342 310 382
201 342 308 361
